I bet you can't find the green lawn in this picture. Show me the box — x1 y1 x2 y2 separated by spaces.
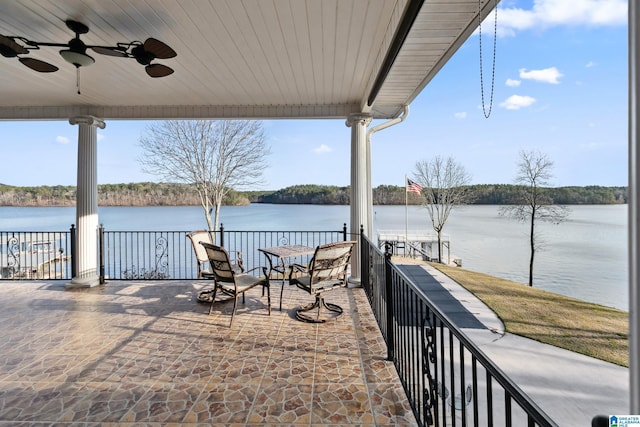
427 263 629 367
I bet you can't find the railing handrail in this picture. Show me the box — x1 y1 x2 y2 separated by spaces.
390 248 555 425
361 232 557 427
1 226 352 282
98 226 350 281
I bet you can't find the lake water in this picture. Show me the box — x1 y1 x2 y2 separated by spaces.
0 204 628 311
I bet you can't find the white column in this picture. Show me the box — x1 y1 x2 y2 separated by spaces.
629 0 639 413
67 116 105 288
346 113 372 284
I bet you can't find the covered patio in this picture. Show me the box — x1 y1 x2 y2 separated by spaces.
0 0 498 288
0 280 416 425
1 0 638 418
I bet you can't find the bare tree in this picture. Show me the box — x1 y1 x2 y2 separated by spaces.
413 156 471 263
139 120 269 231
499 150 569 287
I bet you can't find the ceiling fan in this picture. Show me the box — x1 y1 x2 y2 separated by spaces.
0 19 176 87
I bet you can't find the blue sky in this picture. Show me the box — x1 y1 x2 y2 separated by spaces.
1 0 628 190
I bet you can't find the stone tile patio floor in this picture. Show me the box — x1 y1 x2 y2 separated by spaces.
0 280 417 426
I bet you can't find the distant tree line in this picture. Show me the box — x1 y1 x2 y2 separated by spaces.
0 182 627 207
466 184 627 205
257 184 627 205
253 184 350 204
0 184 77 206
0 182 251 207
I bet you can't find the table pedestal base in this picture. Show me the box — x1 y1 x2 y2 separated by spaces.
295 296 343 323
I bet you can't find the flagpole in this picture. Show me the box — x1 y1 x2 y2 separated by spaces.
405 175 408 251
405 179 423 256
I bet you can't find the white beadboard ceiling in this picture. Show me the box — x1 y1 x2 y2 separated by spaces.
0 0 498 120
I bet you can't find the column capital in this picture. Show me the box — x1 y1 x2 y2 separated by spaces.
345 113 373 128
69 116 106 129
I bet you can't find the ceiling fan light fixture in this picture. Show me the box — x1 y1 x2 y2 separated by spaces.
1 19 176 80
60 49 94 67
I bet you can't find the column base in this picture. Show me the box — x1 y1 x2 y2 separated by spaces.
65 276 101 289
347 276 362 288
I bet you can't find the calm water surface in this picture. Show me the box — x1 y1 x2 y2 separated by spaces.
0 204 628 310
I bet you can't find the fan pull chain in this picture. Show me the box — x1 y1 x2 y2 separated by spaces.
76 66 81 95
479 0 498 118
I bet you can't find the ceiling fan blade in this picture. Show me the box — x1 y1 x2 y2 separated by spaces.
19 57 59 73
92 46 128 57
0 34 28 57
143 38 176 59
145 63 174 78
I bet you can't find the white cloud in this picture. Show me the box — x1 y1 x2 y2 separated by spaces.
496 0 626 36
506 78 521 87
313 144 332 154
97 132 105 141
56 136 71 144
454 112 467 119
586 61 596 68
500 95 537 110
519 67 563 84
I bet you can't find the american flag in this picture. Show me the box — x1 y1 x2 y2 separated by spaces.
406 178 422 194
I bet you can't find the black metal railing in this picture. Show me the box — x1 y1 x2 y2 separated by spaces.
219 222 350 269
360 232 557 427
0 230 73 280
101 228 192 280
1 224 350 282
100 223 350 281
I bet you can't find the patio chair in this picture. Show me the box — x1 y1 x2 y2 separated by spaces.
288 240 356 323
200 242 271 326
186 230 243 278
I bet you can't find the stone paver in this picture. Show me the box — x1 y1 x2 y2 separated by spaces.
0 280 417 426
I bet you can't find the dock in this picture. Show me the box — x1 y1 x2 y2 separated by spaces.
377 229 459 266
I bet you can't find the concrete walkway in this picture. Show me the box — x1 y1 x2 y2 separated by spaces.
400 263 630 426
